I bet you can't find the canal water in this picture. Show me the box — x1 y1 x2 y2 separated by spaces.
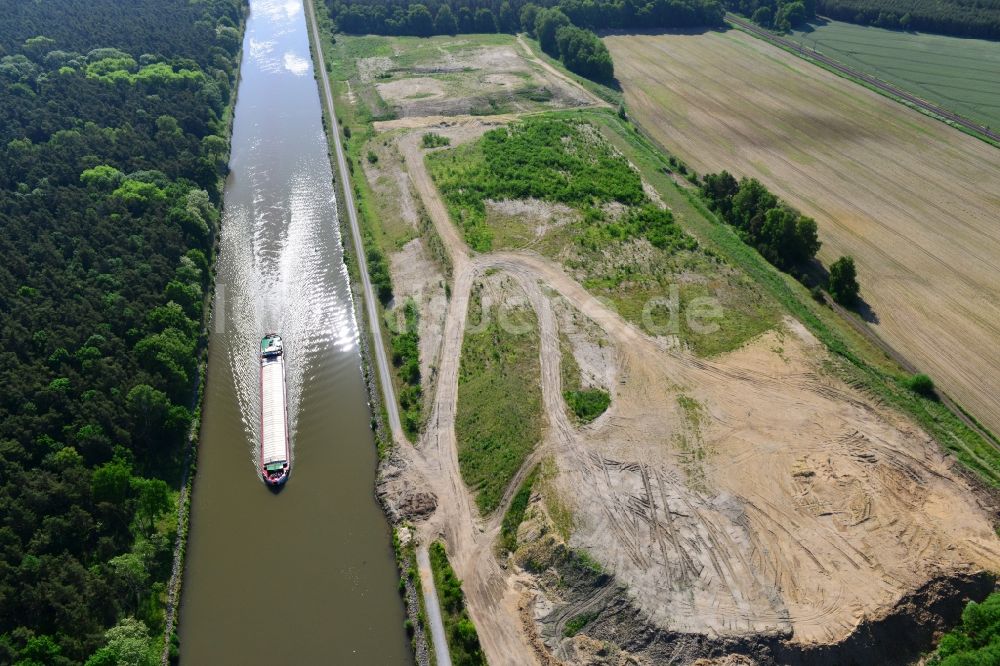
178 0 410 662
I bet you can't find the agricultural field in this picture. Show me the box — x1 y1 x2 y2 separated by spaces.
606 28 1000 437
790 18 1000 129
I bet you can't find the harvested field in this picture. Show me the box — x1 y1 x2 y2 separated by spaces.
606 28 1000 436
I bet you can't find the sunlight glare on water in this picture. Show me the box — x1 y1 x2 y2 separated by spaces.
216 0 359 469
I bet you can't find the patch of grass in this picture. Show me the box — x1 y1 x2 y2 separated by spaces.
538 457 574 541
429 542 486 666
429 111 779 356
563 611 599 637
456 284 542 514
674 393 708 490
564 389 610 423
426 117 650 251
422 132 451 148
389 299 423 437
559 330 583 394
499 465 539 554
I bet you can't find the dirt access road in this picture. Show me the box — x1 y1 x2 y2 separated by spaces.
605 28 1000 439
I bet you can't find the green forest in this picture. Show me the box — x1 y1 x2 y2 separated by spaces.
815 0 1000 38
326 0 725 36
726 0 817 30
0 0 244 663
730 0 1000 38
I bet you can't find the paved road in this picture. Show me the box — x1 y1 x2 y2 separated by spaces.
302 2 453 663
727 14 1000 145
416 545 454 666
303 0 403 443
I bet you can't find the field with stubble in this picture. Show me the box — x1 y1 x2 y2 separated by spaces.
605 28 1000 437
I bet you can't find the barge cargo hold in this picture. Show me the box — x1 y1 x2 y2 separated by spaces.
260 334 290 486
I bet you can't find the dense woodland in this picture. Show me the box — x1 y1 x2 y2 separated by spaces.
0 0 244 663
327 0 725 33
815 0 1000 38
726 0 816 30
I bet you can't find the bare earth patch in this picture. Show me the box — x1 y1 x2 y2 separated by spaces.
376 77 447 105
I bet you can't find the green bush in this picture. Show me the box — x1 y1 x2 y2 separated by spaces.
390 300 423 436
429 542 486 666
828 255 860 307
929 593 1000 665
564 389 611 423
906 373 937 399
421 132 451 148
366 246 393 305
563 611 598 637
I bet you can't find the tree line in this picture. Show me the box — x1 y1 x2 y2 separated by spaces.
815 0 1000 38
727 0 1000 38
526 5 615 79
726 0 816 30
0 0 244 663
328 0 725 34
701 172 821 270
701 171 860 305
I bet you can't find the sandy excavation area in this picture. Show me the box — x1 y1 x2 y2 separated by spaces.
560 315 1000 644
605 29 1000 438
371 116 1000 664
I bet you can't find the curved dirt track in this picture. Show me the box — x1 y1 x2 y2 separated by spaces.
391 118 1000 663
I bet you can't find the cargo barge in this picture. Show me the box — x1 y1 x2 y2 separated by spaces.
260 334 290 486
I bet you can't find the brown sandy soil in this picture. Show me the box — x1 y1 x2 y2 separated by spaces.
604 29 1000 437
373 117 1000 665
370 41 594 118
